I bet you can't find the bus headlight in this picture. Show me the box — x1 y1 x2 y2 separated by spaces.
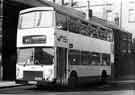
16 66 23 79
44 69 53 81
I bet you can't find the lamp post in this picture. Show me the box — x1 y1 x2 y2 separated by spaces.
120 0 122 28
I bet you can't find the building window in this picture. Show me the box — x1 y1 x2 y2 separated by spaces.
128 9 135 23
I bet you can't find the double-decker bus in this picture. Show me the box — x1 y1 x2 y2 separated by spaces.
16 6 114 87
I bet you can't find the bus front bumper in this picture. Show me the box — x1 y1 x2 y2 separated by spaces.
15 79 56 85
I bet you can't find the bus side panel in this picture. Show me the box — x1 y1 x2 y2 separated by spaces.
69 65 111 83
70 65 111 77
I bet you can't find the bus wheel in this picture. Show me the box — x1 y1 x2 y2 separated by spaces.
101 70 107 83
68 72 78 88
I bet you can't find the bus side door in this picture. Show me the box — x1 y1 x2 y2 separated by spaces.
56 47 67 84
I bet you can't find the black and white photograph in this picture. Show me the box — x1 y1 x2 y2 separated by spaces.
0 0 135 94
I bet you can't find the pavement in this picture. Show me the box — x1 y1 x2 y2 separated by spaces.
0 81 24 88
0 80 135 89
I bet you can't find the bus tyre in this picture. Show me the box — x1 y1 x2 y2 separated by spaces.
101 70 107 83
68 72 78 88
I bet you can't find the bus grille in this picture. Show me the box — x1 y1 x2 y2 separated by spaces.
23 71 43 81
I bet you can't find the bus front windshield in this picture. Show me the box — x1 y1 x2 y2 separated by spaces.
17 47 54 65
19 11 54 29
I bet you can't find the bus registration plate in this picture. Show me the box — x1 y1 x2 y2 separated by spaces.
34 77 42 80
28 81 37 84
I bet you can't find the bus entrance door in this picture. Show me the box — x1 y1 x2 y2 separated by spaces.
56 47 67 85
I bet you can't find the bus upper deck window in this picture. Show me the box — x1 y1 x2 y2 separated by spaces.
20 12 35 28
38 11 53 27
56 12 67 31
19 11 53 29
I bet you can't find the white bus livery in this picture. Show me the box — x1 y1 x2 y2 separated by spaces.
16 6 114 87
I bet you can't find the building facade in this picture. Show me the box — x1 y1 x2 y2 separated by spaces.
48 0 135 38
0 1 3 80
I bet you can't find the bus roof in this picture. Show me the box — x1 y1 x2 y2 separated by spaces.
20 7 54 14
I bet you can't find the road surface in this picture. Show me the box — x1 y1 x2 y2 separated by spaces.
0 82 135 95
